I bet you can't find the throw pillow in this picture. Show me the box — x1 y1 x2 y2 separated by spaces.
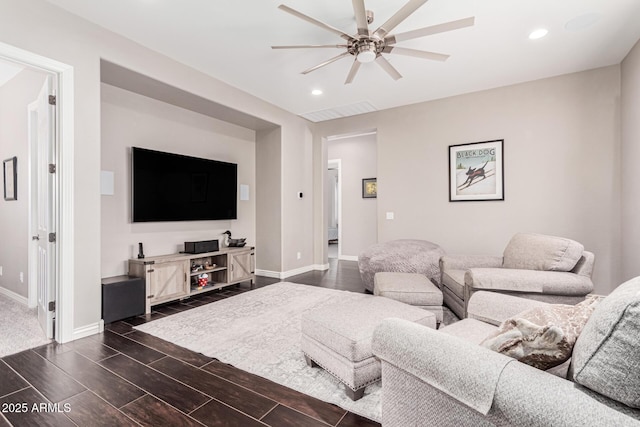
481 296 599 370
570 277 640 408
502 233 584 272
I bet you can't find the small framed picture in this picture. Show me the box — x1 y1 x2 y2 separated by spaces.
3 157 17 201
362 178 377 198
449 140 504 202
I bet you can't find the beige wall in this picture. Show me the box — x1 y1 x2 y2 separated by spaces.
621 39 640 281
327 134 378 258
0 0 312 333
256 127 282 272
0 68 46 297
314 66 622 294
100 83 256 277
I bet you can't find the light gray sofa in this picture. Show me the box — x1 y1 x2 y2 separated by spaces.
440 233 595 318
372 277 640 427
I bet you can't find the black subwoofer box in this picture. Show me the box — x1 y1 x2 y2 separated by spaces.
184 239 219 254
101 275 145 324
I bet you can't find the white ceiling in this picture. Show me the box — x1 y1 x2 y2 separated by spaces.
45 0 640 121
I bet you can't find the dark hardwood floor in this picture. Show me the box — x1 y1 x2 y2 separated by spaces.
0 260 379 427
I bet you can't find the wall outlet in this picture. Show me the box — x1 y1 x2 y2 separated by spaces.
386 212 395 220
297 252 301 260
19 272 24 283
0 266 2 276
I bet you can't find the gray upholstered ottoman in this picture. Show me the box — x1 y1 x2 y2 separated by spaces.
358 239 445 292
374 272 444 324
301 296 436 400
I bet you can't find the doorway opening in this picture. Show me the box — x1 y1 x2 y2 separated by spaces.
327 159 341 260
0 41 74 348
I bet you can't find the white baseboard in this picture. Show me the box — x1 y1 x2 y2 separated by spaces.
0 286 28 306
256 264 331 279
72 320 104 341
255 269 281 279
338 255 358 261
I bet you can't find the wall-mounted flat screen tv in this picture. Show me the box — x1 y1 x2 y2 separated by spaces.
132 147 237 222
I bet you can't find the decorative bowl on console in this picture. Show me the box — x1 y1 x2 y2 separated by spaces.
228 238 246 247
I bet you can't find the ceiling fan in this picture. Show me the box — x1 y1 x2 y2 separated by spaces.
271 0 475 84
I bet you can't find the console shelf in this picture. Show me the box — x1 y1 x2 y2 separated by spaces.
129 246 255 314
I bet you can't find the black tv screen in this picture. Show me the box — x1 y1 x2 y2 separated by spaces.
132 147 237 222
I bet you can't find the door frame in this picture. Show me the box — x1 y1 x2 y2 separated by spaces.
327 159 342 259
0 42 75 344
27 100 37 309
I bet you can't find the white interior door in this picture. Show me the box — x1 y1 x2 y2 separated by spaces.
34 77 56 339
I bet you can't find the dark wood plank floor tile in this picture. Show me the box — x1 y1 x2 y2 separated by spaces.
150 357 276 419
190 398 267 427
261 404 331 427
182 298 214 308
164 303 196 312
31 342 73 360
96 330 165 364
42 350 145 408
337 412 381 427
3 350 85 403
0 387 75 427
121 394 204 427
0 360 28 398
68 337 118 362
125 331 212 367
99 354 209 413
0 414 11 426
62 390 138 427
152 304 183 315
123 312 166 326
105 321 134 335
202 361 345 426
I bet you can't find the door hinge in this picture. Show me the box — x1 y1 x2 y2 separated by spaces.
48 301 56 311
49 95 56 105
48 233 56 243
49 164 56 173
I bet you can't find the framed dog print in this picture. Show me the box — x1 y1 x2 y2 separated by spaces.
449 140 503 202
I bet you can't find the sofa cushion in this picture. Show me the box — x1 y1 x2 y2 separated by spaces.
481 296 599 370
502 233 584 272
571 277 640 408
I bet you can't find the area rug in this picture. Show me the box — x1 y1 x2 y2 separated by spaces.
0 293 51 358
135 282 382 421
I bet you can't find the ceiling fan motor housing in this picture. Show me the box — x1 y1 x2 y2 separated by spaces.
356 40 378 63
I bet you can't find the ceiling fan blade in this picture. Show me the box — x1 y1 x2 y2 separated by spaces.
272 44 348 49
352 0 369 37
301 52 351 75
278 5 353 41
382 46 449 61
344 60 362 84
373 0 429 39
385 17 475 44
375 55 402 80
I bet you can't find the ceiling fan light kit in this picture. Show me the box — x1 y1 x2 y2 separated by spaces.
272 0 475 84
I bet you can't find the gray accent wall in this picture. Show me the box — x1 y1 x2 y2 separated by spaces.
100 83 257 277
622 39 640 281
0 68 46 298
313 66 622 294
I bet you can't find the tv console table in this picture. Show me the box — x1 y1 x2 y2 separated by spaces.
128 246 255 314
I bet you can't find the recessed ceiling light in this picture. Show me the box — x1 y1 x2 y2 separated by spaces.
529 28 548 40
311 89 323 96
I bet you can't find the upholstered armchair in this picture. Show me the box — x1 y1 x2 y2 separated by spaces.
440 233 595 319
